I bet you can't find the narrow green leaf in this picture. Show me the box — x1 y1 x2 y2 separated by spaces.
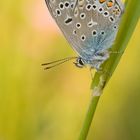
79 0 140 140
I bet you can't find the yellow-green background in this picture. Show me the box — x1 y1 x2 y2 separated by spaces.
0 0 140 140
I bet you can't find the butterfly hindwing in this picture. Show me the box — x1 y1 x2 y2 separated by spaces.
45 0 124 60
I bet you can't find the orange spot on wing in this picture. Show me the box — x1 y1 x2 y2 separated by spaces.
99 0 106 3
107 2 114 7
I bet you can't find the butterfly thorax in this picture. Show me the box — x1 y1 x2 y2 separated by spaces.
75 49 109 70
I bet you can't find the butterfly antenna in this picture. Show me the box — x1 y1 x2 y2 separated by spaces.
42 57 77 70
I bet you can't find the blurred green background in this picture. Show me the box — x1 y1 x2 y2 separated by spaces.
0 0 140 140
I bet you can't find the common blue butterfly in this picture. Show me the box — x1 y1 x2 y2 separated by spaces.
43 0 124 70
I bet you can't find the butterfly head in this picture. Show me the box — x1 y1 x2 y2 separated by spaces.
74 57 85 68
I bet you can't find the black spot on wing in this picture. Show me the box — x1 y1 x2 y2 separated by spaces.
65 17 73 25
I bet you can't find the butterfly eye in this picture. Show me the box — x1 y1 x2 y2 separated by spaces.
78 58 84 65
74 58 85 68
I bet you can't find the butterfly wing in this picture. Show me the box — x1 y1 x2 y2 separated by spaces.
45 0 124 60
45 0 81 54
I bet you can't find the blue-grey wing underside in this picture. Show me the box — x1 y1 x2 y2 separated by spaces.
45 0 124 60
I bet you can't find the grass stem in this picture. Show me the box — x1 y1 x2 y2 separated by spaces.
78 0 140 139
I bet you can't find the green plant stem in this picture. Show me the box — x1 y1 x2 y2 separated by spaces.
78 96 100 140
78 0 140 140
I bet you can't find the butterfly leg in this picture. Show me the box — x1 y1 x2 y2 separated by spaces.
89 67 95 80
109 50 124 54
96 67 112 78
90 67 109 90
89 66 104 79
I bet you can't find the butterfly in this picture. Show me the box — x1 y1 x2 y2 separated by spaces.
43 0 124 71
